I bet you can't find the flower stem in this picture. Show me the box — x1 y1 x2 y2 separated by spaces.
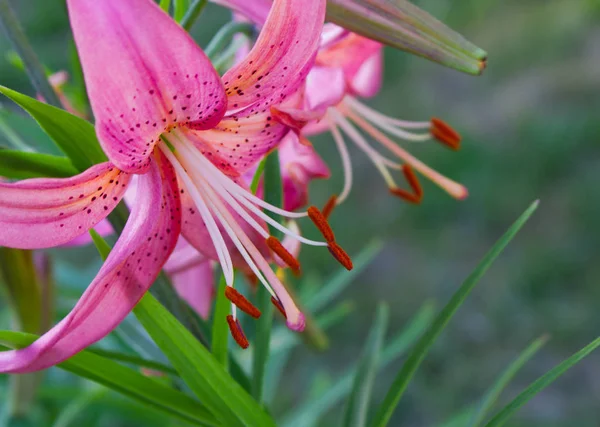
0 0 62 108
180 0 207 31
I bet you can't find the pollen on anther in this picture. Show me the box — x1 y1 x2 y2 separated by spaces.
307 206 335 243
430 118 461 150
226 315 249 349
266 236 300 272
225 286 261 319
328 242 353 270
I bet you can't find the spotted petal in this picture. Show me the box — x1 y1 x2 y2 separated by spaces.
0 154 181 373
222 0 326 114
68 0 226 173
0 163 130 249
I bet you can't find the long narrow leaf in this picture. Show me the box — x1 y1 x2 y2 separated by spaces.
86 348 178 376
484 336 600 427
370 201 539 427
469 335 548 427
134 293 276 427
211 274 229 367
281 302 436 427
0 331 217 426
343 304 389 427
0 150 77 179
0 86 106 172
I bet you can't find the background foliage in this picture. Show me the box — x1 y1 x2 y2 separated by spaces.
1 0 599 425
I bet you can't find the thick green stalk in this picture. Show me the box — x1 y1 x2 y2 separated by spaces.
0 0 62 108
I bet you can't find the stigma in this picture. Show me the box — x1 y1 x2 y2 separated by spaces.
158 129 352 348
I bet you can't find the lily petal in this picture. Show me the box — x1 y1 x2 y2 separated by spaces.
68 0 226 173
279 133 330 211
0 153 181 373
171 260 215 319
222 0 326 114
0 163 130 249
349 49 383 98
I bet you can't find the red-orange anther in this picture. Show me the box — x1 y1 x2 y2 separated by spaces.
328 242 353 271
225 286 261 319
226 315 249 349
390 165 423 204
430 118 461 150
271 296 287 319
267 236 300 272
307 206 335 242
322 195 338 220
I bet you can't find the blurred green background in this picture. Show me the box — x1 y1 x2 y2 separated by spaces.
1 0 600 426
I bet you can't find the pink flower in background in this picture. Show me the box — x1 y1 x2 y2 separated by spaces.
218 0 467 212
0 0 342 373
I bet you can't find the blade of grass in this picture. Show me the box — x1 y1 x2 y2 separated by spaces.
370 201 540 427
469 335 549 427
252 149 281 403
135 293 276 426
159 0 171 13
343 304 389 427
304 240 383 312
281 301 436 427
174 0 188 21
86 348 178 376
211 274 229 367
0 0 62 108
484 336 600 427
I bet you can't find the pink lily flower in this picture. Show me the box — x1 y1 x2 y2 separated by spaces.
0 0 345 373
216 0 468 212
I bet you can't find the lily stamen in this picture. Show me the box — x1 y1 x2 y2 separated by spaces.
328 242 353 270
225 286 261 319
271 296 287 319
325 97 468 201
266 236 301 272
322 195 338 220
226 315 249 349
390 165 423 204
307 206 335 243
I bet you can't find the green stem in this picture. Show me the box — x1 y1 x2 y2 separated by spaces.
180 0 208 31
0 0 62 108
205 22 255 59
211 274 229 367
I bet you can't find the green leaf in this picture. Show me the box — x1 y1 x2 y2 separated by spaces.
86 348 178 376
250 157 266 194
0 150 77 179
343 304 389 427
180 0 208 31
159 0 171 13
52 387 108 427
469 335 548 427
0 0 62 108
134 293 276 427
173 0 188 21
370 201 539 427
281 301 436 427
484 336 600 427
304 240 383 313
0 331 217 426
0 86 107 172
211 274 229 367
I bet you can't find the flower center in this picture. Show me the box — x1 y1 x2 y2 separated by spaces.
158 129 352 346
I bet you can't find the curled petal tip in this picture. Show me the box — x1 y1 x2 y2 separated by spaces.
287 312 306 332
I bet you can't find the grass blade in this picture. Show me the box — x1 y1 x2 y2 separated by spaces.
469 335 548 427
370 201 539 427
86 348 178 376
211 274 229 367
484 336 600 427
0 150 77 179
343 304 389 427
135 293 276 427
281 301 436 427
